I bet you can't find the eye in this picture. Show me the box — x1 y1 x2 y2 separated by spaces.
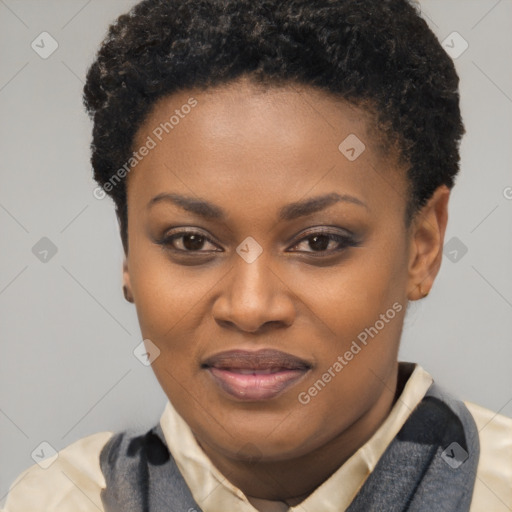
287 228 359 255
157 229 221 253
156 227 359 256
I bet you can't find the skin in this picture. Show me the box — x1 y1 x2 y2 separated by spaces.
122 76 450 503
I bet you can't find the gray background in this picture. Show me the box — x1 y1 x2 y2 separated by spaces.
1 0 511 503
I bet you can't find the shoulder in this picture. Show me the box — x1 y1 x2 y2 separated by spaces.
2 431 114 512
465 401 512 512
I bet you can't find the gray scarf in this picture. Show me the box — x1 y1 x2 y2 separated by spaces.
100 380 480 512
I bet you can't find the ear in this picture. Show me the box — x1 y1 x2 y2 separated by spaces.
122 258 134 303
407 185 450 301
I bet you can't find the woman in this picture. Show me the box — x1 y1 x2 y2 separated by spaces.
3 0 511 510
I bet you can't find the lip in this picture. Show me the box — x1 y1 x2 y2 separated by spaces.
202 349 312 401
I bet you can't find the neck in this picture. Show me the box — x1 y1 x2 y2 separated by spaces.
198 363 404 504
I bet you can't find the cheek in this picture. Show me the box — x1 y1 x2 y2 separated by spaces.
292 230 408 344
129 250 213 339
287 229 408 405
128 249 223 394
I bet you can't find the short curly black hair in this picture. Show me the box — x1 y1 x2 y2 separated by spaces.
83 0 464 254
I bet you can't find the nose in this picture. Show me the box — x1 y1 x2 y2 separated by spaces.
212 250 296 334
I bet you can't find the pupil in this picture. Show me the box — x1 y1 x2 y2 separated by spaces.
309 235 329 251
183 234 204 251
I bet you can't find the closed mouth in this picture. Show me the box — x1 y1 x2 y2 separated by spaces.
201 348 312 401
201 348 312 372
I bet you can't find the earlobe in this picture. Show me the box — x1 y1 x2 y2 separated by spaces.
122 258 134 303
406 185 450 301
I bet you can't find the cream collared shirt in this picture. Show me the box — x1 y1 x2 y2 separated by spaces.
2 364 512 511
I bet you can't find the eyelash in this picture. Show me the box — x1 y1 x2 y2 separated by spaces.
156 227 359 256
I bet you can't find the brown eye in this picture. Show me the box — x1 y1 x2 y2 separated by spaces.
288 230 359 255
181 233 206 251
307 234 332 252
158 230 220 252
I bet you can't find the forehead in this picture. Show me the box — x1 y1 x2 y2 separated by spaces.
127 79 405 218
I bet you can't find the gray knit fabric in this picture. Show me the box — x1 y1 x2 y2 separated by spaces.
99 381 480 512
99 425 199 512
346 382 480 511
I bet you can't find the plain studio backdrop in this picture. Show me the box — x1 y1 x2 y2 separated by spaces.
0 0 511 503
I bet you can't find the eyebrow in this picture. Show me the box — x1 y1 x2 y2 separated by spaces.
147 191 368 221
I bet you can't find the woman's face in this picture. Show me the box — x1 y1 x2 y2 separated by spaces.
123 78 430 461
